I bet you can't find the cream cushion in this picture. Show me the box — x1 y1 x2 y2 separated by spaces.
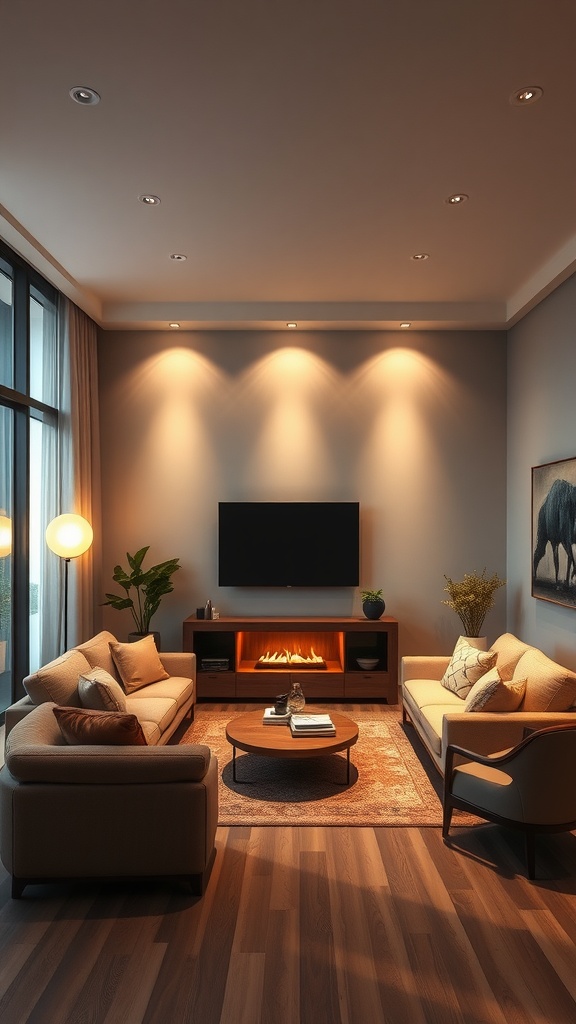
23 649 91 707
516 648 576 712
78 667 127 713
441 636 497 699
490 633 534 682
110 635 170 694
464 667 526 712
75 630 120 678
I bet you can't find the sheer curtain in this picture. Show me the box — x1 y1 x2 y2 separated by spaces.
42 296 100 657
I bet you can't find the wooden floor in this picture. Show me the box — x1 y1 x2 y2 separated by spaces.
1 725 576 1021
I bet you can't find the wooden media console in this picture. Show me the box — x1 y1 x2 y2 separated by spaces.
182 615 399 703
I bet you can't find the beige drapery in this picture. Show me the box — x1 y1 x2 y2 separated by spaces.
57 297 101 648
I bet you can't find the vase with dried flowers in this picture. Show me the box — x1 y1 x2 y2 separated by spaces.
442 569 506 641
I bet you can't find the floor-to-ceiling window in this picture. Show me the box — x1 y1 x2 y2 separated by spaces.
0 244 58 716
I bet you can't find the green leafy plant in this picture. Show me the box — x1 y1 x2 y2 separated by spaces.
442 569 506 637
361 588 383 603
103 546 181 634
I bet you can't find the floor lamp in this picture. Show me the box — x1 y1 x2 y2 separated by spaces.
46 514 93 652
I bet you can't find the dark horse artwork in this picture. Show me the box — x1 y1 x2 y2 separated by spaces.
533 478 576 590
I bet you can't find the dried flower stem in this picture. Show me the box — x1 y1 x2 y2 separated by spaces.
442 569 506 637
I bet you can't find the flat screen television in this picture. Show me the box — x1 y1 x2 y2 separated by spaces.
218 501 360 587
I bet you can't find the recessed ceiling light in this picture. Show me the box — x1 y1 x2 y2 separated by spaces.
510 86 543 106
138 194 161 206
445 193 469 205
69 86 100 105
411 253 429 261
286 322 298 328
400 322 411 329
169 253 187 261
169 323 180 329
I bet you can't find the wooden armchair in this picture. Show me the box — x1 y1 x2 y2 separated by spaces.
443 723 576 878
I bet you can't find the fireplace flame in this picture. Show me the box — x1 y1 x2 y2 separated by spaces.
257 647 325 667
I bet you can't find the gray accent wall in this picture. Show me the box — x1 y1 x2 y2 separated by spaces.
97 329 507 655
507 273 576 670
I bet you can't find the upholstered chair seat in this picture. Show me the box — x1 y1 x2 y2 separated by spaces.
443 724 576 878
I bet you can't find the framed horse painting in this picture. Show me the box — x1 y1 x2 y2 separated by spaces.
532 456 576 608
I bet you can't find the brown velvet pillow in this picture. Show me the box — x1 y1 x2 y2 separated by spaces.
53 706 147 746
109 635 169 694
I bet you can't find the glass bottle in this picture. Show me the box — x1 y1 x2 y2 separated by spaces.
287 680 305 713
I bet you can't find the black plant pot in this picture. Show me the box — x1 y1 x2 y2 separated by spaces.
362 599 385 620
128 630 161 651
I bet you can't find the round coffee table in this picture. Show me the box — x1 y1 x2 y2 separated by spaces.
225 709 359 785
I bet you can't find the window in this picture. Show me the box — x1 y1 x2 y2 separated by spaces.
0 242 58 715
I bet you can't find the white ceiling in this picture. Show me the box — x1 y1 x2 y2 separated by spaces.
2 0 576 332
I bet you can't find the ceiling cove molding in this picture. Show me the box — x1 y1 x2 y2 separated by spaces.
102 299 508 331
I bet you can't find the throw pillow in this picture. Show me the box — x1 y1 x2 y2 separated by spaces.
464 667 526 712
53 706 147 745
489 633 534 682
78 667 127 713
109 634 169 694
515 648 576 712
441 635 497 699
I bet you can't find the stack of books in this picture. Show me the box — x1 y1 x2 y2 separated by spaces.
262 707 291 724
289 713 336 737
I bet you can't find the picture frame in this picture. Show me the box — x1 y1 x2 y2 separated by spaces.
532 457 576 608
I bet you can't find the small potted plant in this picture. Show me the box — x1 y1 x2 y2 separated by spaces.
361 588 385 620
103 546 181 647
442 569 506 641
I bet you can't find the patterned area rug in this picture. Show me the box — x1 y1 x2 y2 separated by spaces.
180 705 478 827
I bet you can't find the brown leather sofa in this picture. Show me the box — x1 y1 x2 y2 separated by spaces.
0 701 218 898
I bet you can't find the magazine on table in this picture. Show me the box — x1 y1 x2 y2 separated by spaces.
290 713 335 736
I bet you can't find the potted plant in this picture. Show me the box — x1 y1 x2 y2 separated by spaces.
103 546 181 646
361 588 386 620
442 569 506 641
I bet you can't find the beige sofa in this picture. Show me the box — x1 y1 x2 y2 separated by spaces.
401 633 576 774
4 630 196 745
0 701 218 897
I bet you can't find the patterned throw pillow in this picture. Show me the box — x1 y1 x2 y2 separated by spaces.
109 635 169 694
441 636 497 699
53 706 147 745
78 667 127 713
464 667 526 712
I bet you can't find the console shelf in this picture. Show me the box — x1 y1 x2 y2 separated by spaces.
182 615 399 703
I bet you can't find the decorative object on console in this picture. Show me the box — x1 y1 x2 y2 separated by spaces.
45 513 94 652
442 569 505 639
287 680 305 712
102 546 180 643
361 588 385 620
357 658 379 670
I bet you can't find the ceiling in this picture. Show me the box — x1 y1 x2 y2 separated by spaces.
2 0 576 332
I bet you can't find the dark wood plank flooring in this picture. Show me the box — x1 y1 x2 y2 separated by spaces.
1 712 576 1022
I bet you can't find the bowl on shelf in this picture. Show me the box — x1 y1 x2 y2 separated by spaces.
356 657 379 670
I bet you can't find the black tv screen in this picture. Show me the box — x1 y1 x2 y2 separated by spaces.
218 501 360 587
